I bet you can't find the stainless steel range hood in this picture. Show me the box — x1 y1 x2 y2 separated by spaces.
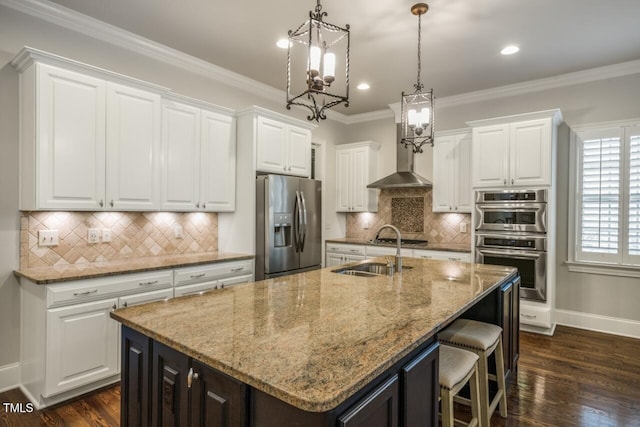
367 125 432 189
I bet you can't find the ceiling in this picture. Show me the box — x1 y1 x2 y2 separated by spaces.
46 0 640 116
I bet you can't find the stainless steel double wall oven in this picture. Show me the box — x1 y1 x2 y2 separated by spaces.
474 189 548 301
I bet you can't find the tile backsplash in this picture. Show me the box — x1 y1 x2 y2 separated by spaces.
20 211 218 268
346 188 471 246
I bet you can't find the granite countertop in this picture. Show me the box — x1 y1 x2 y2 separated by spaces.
14 252 254 284
326 237 472 253
111 257 516 412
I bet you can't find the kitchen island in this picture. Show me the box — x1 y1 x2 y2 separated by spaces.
111 257 519 427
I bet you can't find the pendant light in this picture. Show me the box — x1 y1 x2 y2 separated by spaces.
400 3 435 153
286 0 350 121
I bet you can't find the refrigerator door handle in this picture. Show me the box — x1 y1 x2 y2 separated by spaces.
294 190 303 252
300 191 308 251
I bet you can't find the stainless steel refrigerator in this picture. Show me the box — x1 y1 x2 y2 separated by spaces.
255 174 322 280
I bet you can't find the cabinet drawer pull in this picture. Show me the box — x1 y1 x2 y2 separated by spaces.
202 203 206 209
73 289 98 297
511 178 514 185
187 368 200 388
503 179 507 185
139 280 159 286
349 249 359 253
111 304 116 311
521 313 537 319
99 199 104 207
230 267 244 272
123 302 128 308
420 256 432 259
448 257 461 261
109 200 114 207
190 273 206 279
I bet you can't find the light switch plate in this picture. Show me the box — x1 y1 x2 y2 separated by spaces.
459 223 468 233
102 228 112 242
38 230 59 247
174 225 184 239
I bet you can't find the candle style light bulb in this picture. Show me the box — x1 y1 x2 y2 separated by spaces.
323 52 335 84
408 109 418 127
420 108 430 127
309 46 321 77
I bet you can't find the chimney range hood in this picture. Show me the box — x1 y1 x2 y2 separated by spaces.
367 125 432 189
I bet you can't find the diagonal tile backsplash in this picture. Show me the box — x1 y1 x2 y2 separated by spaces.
21 211 218 268
346 188 471 246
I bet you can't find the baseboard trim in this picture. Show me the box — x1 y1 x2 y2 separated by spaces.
0 362 20 393
555 309 640 339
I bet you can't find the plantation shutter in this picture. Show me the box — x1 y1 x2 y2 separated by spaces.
577 129 621 262
628 131 640 258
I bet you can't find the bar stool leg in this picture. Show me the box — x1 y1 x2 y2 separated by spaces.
469 365 480 427
476 350 490 427
441 389 454 427
495 336 508 418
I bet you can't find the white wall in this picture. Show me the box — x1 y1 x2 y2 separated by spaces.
0 5 346 374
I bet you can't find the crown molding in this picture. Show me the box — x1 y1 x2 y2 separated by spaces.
466 109 563 128
341 59 640 124
1 0 285 103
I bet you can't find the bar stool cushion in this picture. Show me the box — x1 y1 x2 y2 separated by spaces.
439 345 479 390
439 319 502 351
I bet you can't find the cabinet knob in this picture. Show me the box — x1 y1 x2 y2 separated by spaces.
202 203 206 209
99 199 104 207
455 206 458 210
511 178 514 185
123 302 128 308
288 166 292 171
283 166 287 171
503 179 507 185
449 206 452 210
196 202 200 208
111 304 117 311
109 200 114 208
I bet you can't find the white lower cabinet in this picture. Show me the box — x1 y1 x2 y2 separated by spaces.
45 298 119 397
173 259 254 296
412 249 471 262
325 243 367 266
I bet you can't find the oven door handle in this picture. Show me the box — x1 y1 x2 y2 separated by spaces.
475 203 547 210
477 248 543 259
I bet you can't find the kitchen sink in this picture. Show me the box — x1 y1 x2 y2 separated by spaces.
332 262 413 277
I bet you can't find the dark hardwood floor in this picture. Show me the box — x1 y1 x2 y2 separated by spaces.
1 325 639 426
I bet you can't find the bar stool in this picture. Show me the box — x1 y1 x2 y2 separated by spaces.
439 319 507 427
439 344 481 427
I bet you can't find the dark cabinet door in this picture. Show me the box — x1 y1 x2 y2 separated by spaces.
190 360 247 427
151 341 190 427
400 342 439 427
338 375 399 427
121 327 151 427
501 277 520 378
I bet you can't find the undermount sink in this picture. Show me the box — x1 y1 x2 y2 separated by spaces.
332 262 413 277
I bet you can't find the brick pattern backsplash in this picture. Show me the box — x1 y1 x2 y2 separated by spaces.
20 211 218 268
346 188 471 246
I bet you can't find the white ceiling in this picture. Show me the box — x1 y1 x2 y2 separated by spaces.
46 0 640 115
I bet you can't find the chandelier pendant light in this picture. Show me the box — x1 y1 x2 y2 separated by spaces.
286 0 350 121
400 3 435 153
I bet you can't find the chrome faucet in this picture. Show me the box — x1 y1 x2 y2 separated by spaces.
374 224 403 272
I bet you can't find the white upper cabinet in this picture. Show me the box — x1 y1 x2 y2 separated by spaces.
432 130 472 213
13 48 236 212
468 110 562 189
24 63 107 210
161 97 236 212
335 141 380 212
200 110 236 212
106 83 161 210
256 116 312 177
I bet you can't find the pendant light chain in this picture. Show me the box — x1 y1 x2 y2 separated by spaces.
415 12 423 92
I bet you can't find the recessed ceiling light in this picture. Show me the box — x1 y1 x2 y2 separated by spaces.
357 83 370 90
276 39 290 49
501 45 520 55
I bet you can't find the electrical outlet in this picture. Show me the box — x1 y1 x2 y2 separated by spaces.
459 223 468 233
87 228 101 244
38 230 59 247
102 228 112 242
174 225 184 239
364 220 370 230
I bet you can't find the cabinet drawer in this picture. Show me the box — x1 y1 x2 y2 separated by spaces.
520 305 551 328
46 270 173 308
365 246 412 257
174 280 219 297
325 244 366 256
119 288 174 308
219 274 253 288
412 250 471 262
174 259 253 286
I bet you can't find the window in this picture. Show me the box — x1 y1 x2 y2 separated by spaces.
569 121 640 274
